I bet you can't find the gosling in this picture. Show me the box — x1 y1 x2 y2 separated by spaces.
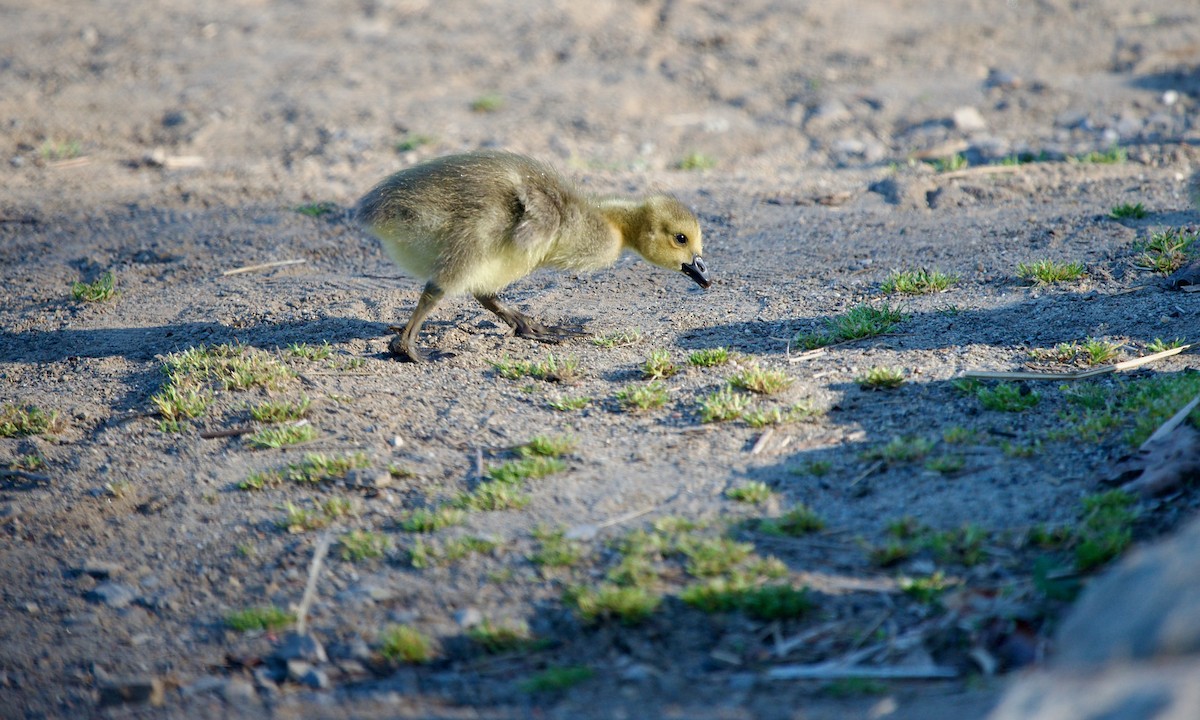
356 150 710 362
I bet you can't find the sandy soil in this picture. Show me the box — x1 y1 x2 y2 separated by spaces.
2 1 1200 718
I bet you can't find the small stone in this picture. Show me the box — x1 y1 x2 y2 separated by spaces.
85 582 138 608
24 602 39 614
80 560 123 579
453 608 483 629
299 667 330 689
1163 90 1180 106
286 659 312 682
985 68 1022 89
344 469 392 489
952 106 987 132
274 632 328 664
221 678 257 705
565 524 598 541
183 676 226 696
97 676 164 707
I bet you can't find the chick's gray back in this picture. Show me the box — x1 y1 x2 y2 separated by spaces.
357 152 572 254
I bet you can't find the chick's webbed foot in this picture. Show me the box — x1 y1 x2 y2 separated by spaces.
475 294 588 344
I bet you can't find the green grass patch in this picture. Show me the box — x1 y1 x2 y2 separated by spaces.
1134 227 1198 274
519 666 593 693
0 404 62 437
1070 145 1126 164
857 366 905 390
676 152 716 171
688 347 730 367
39 138 82 161
71 271 117 302
286 341 333 361
697 386 751 423
394 133 433 152
295 202 338 218
470 94 504 113
530 526 585 568
547 395 591 412
729 365 794 395
566 584 661 625
1109 202 1147 220
279 452 369 483
1075 490 1137 571
250 396 311 423
226 606 293 632
681 578 812 620
880 268 958 295
751 505 826 536
726 481 773 505
643 349 679 379
491 354 580 382
340 530 390 561
379 625 434 663
744 402 821 428
468 619 541 654
616 381 669 411
592 328 642 348
1016 259 1086 284
246 423 317 449
399 507 466 533
796 302 906 349
410 536 498 568
863 436 934 464
454 481 530 512
956 379 1041 412
927 153 968 172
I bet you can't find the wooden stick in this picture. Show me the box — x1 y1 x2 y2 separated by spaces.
750 428 776 455
221 259 307 276
940 165 1022 180
964 344 1191 381
1141 391 1200 449
199 426 256 439
0 469 51 482
296 531 333 635
765 664 959 680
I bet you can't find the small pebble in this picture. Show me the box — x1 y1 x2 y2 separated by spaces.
85 582 138 609
453 607 483 629
81 560 123 579
97 676 164 707
274 632 328 664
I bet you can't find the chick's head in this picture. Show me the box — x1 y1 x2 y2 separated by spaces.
634 195 709 288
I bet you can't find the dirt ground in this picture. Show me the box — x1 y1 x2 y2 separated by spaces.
2 1 1200 718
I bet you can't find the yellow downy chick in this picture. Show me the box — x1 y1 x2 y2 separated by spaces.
356 150 709 361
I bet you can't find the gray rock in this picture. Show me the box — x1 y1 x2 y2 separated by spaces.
344 468 392 489
85 582 138 608
989 515 1200 719
80 560 122 579
1055 516 1200 667
275 631 328 664
222 678 257 705
286 659 313 682
952 106 987 132
299 667 330 689
453 607 483 629
97 676 164 707
182 675 226 696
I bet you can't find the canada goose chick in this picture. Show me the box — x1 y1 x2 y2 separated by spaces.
356 150 709 362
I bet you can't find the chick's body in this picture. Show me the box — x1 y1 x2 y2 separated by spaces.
356 151 708 362
359 152 619 295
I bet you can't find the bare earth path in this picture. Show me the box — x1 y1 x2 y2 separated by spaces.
2 2 1199 718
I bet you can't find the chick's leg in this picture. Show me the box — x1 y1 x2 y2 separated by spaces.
389 281 444 362
474 293 587 342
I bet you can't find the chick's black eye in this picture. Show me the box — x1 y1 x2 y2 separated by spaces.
673 233 688 245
